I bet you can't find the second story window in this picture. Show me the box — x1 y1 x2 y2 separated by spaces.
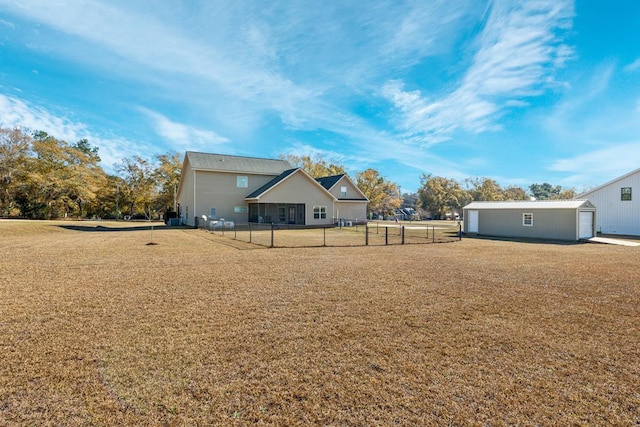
237 176 248 188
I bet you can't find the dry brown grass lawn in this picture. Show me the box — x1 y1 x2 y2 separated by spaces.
1 220 638 426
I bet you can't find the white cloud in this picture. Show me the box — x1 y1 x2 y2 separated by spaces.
0 17 15 28
0 94 146 172
0 0 590 191
281 142 351 166
382 0 575 144
0 94 87 140
541 62 619 142
549 141 640 180
0 0 308 116
138 108 229 150
0 0 483 141
380 1 478 65
623 58 640 73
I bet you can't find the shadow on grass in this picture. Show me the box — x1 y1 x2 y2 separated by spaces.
463 233 583 246
56 223 176 233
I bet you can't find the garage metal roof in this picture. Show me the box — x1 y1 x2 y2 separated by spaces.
463 200 595 210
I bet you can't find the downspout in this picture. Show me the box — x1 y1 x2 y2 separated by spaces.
193 169 197 227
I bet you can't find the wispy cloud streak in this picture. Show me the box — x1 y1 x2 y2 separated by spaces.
382 0 574 144
138 108 229 150
0 94 143 170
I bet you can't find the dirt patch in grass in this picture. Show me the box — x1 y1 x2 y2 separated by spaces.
1 220 638 425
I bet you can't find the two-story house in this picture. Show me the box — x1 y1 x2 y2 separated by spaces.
176 151 368 227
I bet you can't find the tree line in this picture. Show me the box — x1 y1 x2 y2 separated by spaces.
0 127 181 220
414 175 577 220
1 127 577 221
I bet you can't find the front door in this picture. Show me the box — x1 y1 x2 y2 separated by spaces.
288 206 296 224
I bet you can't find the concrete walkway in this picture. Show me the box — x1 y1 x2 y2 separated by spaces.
587 237 640 247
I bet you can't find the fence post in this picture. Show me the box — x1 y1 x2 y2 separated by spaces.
432 225 435 243
401 225 405 245
270 223 274 248
385 226 388 245
459 223 462 241
365 224 369 245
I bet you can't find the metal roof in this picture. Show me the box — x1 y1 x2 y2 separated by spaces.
463 200 595 210
186 151 291 175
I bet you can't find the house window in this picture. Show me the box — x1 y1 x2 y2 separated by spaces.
340 186 347 198
313 206 327 219
237 176 248 188
234 206 248 213
278 206 286 222
523 213 533 226
621 187 632 201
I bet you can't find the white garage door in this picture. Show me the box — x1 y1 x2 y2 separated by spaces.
579 211 594 239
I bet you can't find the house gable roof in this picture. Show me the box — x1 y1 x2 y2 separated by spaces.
463 200 595 210
245 168 337 201
185 151 291 175
316 174 344 191
245 168 299 199
316 174 369 201
577 168 640 198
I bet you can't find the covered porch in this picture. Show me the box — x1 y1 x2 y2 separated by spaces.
248 203 306 225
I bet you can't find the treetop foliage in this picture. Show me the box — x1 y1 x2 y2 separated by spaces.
280 154 346 178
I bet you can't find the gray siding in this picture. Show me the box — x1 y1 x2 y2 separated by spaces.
476 208 578 240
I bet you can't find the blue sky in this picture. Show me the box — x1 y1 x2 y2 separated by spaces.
1 1 639 193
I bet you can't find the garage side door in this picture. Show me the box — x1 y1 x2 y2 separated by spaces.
468 210 479 233
579 211 594 239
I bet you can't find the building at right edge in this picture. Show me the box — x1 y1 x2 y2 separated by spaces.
576 168 640 236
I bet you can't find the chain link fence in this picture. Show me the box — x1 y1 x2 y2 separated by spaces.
201 220 462 248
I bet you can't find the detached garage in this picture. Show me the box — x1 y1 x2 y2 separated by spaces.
463 200 596 241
